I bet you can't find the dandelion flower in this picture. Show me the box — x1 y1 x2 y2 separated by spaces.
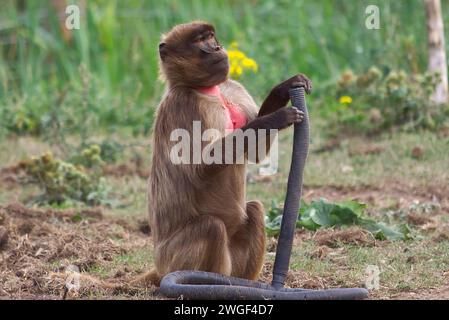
230 65 243 77
235 65 243 76
242 58 258 72
229 65 237 77
227 42 258 79
339 96 353 104
228 50 245 60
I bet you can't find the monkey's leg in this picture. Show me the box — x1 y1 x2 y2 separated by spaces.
229 200 266 280
156 215 232 276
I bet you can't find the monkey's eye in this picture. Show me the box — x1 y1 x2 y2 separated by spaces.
195 35 206 42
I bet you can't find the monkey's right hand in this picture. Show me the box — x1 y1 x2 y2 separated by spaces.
272 107 304 130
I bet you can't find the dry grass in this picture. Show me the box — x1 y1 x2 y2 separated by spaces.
0 203 155 299
313 227 376 248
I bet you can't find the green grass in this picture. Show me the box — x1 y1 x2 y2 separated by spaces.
288 240 449 294
88 247 154 278
2 126 448 210
246 128 449 210
0 0 444 135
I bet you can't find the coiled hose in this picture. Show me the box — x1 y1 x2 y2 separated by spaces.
159 86 369 300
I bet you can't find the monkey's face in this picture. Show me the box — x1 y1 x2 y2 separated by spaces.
159 22 230 87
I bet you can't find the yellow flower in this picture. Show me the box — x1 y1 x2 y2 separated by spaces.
229 65 237 78
227 42 258 79
339 96 353 104
242 58 258 72
235 65 243 76
230 64 243 79
228 49 245 60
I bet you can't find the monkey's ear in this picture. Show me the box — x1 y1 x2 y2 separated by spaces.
159 43 167 61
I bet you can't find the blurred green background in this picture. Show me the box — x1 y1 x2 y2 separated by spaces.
0 0 446 136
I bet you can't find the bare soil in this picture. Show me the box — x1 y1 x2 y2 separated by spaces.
0 203 153 299
0 181 448 300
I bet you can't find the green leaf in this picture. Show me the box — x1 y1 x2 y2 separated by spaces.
297 216 320 230
265 215 282 236
267 198 414 241
374 223 405 241
309 201 335 227
359 219 410 241
298 198 359 229
338 200 367 216
267 200 282 222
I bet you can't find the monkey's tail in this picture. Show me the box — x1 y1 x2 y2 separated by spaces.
129 268 162 287
52 268 161 297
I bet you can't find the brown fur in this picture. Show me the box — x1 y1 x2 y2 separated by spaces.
149 79 264 281
146 22 311 285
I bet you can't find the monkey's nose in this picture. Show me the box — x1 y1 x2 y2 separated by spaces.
214 45 221 51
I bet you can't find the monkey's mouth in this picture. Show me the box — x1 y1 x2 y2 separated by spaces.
210 57 227 66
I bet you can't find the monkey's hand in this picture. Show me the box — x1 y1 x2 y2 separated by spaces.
258 74 312 117
246 106 304 131
272 74 312 103
272 107 304 130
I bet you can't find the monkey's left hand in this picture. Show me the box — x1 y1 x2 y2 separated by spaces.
272 74 312 104
259 74 312 117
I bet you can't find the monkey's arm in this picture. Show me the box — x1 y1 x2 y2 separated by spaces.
219 79 285 164
258 74 312 117
201 107 303 173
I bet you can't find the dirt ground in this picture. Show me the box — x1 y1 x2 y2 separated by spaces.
1 180 448 300
0 202 156 299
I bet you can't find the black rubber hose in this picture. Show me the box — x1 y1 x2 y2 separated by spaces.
272 85 309 289
159 86 369 300
160 270 367 300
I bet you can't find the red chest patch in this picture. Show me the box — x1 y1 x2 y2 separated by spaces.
197 86 247 130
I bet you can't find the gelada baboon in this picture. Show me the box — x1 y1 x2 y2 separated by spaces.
139 21 311 286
